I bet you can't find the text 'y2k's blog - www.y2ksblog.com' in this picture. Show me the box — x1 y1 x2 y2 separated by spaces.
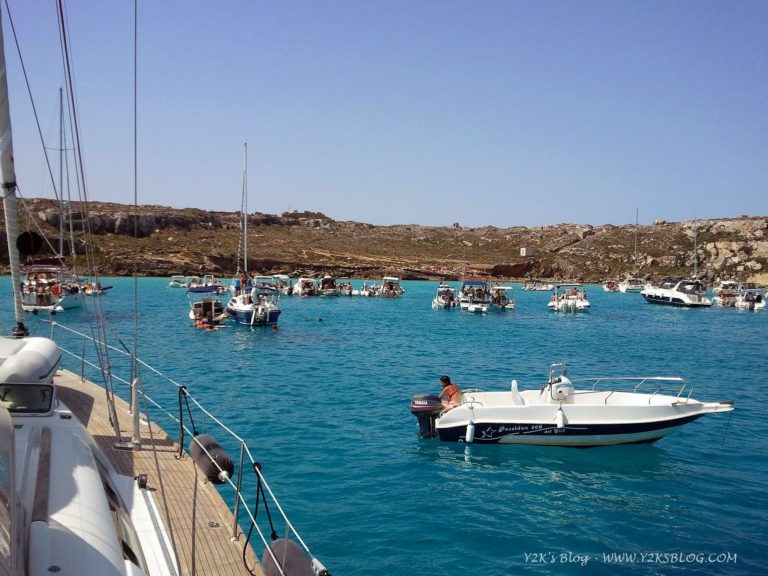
523 551 739 568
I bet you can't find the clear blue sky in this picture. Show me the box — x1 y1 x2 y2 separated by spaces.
4 0 767 227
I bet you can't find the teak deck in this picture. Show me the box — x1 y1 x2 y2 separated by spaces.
54 369 263 576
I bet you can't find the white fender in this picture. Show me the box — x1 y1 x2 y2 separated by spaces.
556 409 565 429
465 421 475 443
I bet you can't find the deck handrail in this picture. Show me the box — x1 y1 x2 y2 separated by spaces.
569 376 692 405
43 320 325 575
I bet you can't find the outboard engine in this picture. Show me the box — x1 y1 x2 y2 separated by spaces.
542 376 575 404
410 394 443 438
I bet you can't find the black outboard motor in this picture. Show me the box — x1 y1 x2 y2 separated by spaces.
410 394 443 438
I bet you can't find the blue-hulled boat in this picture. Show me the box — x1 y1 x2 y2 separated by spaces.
225 144 281 327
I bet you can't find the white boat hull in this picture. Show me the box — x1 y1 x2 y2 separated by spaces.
435 393 732 446
641 284 712 307
547 298 590 312
735 298 765 310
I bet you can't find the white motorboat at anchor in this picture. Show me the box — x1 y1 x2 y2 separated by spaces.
641 278 712 308
489 285 515 310
547 284 591 312
379 276 404 298
712 280 739 307
522 279 553 291
432 282 458 309
410 363 734 446
458 279 491 313
735 288 765 311
618 277 647 293
318 275 341 297
189 295 227 329
295 277 319 296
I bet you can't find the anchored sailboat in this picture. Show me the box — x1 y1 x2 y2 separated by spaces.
226 143 281 326
18 88 85 313
618 209 646 293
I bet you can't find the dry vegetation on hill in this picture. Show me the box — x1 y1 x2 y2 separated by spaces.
2 198 767 285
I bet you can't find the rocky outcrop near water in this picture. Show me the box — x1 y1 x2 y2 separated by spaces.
2 199 766 284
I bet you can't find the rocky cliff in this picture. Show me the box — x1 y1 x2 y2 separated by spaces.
2 199 767 284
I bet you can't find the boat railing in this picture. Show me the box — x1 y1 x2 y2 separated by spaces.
461 388 486 406
570 376 692 405
43 320 328 575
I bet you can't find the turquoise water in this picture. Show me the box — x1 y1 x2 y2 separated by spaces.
3 278 766 575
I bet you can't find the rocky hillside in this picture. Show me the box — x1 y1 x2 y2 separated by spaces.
2 198 767 284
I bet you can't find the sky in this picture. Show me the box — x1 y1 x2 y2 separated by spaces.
3 0 767 228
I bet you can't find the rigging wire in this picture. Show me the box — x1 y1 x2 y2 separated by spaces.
53 0 123 439
132 0 139 382
5 2 328 572
2 0 60 205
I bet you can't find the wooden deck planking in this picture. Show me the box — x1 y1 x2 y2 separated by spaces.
54 369 263 576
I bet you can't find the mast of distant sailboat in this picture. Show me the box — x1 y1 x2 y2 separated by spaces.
632 209 639 276
243 142 248 276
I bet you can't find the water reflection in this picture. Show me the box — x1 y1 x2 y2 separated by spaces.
424 440 676 485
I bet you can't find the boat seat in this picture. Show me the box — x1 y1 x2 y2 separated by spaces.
510 380 525 406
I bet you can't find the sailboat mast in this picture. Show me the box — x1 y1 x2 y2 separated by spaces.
243 141 248 275
0 10 28 336
58 86 64 258
633 209 639 276
693 223 699 278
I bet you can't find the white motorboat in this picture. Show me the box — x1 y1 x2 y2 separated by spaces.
459 280 491 312
356 281 378 297
271 273 295 295
168 274 200 288
379 276 404 298
186 274 226 294
410 363 733 446
547 284 591 312
735 289 765 311
522 280 553 291
602 280 620 292
712 280 739 307
21 263 82 312
295 277 319 296
432 282 458 309
188 295 227 328
641 278 712 308
319 275 341 296
618 277 647 293
489 285 515 310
